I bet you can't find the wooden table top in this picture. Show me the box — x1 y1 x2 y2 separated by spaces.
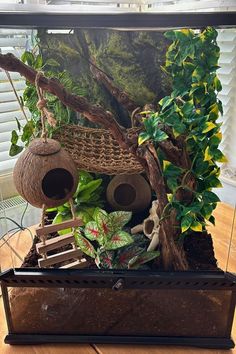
0 202 235 354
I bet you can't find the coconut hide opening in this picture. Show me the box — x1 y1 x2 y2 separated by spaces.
114 183 136 206
42 168 74 200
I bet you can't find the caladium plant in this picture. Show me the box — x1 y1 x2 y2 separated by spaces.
75 208 160 269
75 208 133 267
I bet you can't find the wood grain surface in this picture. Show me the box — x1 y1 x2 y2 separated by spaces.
0 202 235 354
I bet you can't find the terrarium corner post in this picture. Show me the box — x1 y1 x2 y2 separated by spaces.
0 52 188 270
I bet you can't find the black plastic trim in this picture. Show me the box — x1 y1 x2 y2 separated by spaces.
0 12 236 29
0 268 235 290
4 334 235 349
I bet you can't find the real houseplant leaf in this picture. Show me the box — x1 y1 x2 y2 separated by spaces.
105 231 134 250
128 251 160 269
75 232 96 258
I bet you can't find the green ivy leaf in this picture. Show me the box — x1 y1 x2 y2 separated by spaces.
163 162 182 178
209 103 219 120
190 220 203 232
204 146 213 161
213 149 228 163
209 215 215 225
202 191 220 204
153 129 168 142
209 132 222 147
21 121 34 143
75 233 96 258
105 231 133 250
21 51 34 66
194 158 209 176
202 122 217 133
201 204 214 220
182 101 194 117
34 54 43 69
205 176 222 188
167 177 178 192
138 132 151 145
11 130 18 145
181 214 194 233
192 66 205 82
214 76 222 92
164 30 176 41
15 117 22 132
9 144 23 157
159 97 174 110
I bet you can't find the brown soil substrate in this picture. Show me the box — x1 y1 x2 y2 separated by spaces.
184 231 218 270
9 286 231 337
22 230 218 271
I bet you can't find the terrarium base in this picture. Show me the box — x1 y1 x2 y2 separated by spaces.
4 334 235 349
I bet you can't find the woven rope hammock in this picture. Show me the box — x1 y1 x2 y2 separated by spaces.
54 125 144 175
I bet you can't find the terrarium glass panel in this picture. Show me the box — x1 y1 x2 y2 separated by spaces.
0 9 236 349
0 23 236 275
6 286 233 337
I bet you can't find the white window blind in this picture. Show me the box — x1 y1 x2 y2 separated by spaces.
217 29 236 185
1 0 236 13
0 29 32 175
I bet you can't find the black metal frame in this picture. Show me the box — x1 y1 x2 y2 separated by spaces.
1 269 236 348
1 268 236 290
0 12 236 29
1 9 236 349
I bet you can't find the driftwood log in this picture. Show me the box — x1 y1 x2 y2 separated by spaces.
0 52 190 270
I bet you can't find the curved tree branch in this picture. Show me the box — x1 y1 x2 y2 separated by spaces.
0 53 128 149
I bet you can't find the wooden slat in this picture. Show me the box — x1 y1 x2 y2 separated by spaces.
36 218 83 237
36 233 75 254
38 248 82 268
60 258 87 269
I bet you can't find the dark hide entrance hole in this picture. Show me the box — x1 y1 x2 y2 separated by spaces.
114 183 136 206
42 168 74 200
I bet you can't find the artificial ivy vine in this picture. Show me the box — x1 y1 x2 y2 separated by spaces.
139 27 226 236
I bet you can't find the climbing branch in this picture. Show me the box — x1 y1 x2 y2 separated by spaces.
0 53 128 149
89 58 139 115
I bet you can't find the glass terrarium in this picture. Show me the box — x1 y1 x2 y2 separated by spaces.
0 0 235 348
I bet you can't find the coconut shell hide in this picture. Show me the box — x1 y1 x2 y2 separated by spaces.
106 174 152 212
13 138 78 208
